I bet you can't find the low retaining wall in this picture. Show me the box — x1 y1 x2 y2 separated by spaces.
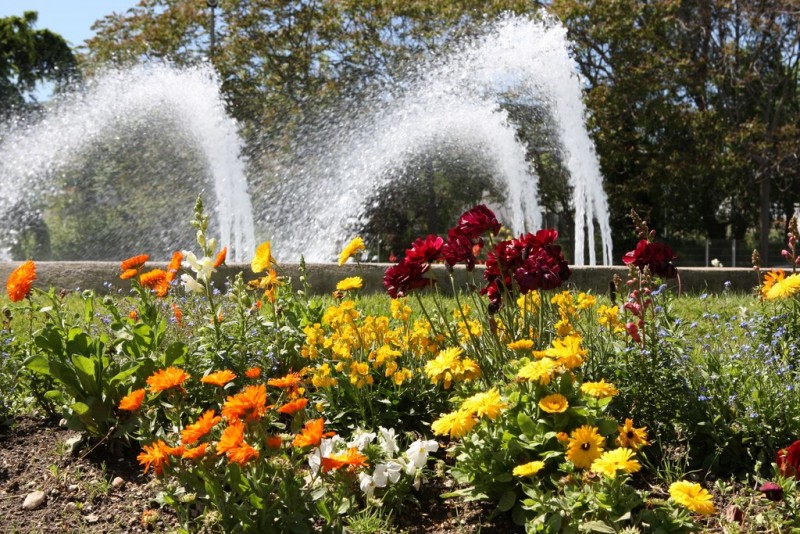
0 261 761 296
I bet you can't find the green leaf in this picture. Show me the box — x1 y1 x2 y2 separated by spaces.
517 412 537 437
497 489 516 512
25 354 52 376
164 342 187 367
71 401 91 416
580 520 616 533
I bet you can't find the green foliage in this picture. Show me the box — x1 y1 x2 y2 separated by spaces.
0 11 77 115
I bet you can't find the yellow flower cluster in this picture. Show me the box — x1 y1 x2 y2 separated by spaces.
300 299 440 392
597 304 624 334
432 388 507 439
424 347 481 389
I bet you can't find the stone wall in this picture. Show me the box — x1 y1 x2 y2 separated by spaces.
0 261 761 296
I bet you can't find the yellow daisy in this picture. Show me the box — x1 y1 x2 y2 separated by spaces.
460 388 507 420
336 276 363 291
338 237 365 266
566 425 605 469
513 461 545 477
668 481 715 515
616 419 649 449
765 272 800 300
580 379 619 398
590 448 641 478
538 393 569 414
431 410 478 439
507 339 534 351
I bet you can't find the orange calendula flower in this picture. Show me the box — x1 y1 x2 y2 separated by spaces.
277 397 309 415
137 440 170 475
140 269 170 297
292 418 334 448
227 442 260 465
251 241 274 273
321 447 369 472
120 268 139 280
245 367 261 379
182 443 208 460
6 260 36 302
213 247 227 268
266 436 283 449
267 372 303 388
216 420 245 455
129 310 139 321
221 384 269 421
146 367 190 393
172 303 183 326
121 254 149 272
181 410 222 445
166 250 183 282
118 388 146 411
201 370 237 387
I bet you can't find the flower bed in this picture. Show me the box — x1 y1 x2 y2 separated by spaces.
2 199 800 533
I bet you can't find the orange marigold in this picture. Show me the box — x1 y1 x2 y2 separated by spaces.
227 442 259 465
216 420 245 455
221 384 269 421
267 371 303 388
182 443 208 460
121 254 149 272
140 269 169 297
172 303 183 326
137 440 170 475
181 410 222 445
146 367 190 393
120 268 139 280
118 388 146 411
201 370 237 387
213 247 227 268
245 367 261 379
166 251 183 282
6 260 36 302
321 447 369 473
292 418 334 448
266 436 283 449
277 397 309 415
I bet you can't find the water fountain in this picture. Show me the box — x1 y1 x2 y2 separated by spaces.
0 65 256 262
0 14 612 266
262 14 613 265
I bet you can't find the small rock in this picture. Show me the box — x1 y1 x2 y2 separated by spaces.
85 513 100 524
58 418 68 428
64 502 78 512
67 484 79 492
64 435 84 456
22 490 46 510
111 476 125 490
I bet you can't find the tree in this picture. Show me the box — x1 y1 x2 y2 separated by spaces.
0 11 77 117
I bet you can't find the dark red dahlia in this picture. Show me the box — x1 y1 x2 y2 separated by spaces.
405 234 444 264
622 239 677 279
777 440 800 479
383 258 433 298
513 247 571 292
454 204 501 240
442 229 476 271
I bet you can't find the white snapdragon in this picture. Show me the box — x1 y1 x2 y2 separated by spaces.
180 273 204 294
183 251 216 282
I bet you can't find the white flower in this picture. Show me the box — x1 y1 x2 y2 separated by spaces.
183 251 216 282
180 273 204 294
373 461 403 486
711 258 723 268
405 439 438 473
348 430 376 450
358 472 377 498
378 427 398 455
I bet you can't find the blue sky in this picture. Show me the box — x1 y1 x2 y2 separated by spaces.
0 0 138 47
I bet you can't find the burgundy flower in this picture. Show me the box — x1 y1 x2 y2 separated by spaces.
777 440 800 479
622 240 678 279
455 204 501 240
442 229 476 271
405 235 444 264
513 247 571 292
758 481 784 502
383 259 433 298
481 280 503 314
523 229 559 249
